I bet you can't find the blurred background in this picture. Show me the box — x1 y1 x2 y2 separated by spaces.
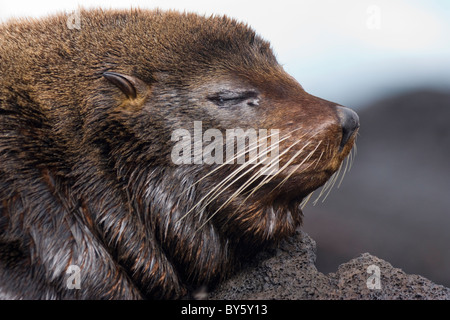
1 0 449 286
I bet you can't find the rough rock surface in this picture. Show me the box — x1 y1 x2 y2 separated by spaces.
209 229 450 300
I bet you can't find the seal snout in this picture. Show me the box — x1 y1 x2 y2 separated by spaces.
336 106 360 150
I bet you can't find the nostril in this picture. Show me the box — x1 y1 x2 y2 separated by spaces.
336 106 360 150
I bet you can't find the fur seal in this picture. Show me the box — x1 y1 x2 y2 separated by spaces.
0 8 359 299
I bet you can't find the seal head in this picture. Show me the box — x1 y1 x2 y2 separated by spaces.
0 9 359 299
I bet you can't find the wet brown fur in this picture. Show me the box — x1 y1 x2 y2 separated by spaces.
0 8 357 299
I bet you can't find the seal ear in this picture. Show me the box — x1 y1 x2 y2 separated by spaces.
103 72 148 100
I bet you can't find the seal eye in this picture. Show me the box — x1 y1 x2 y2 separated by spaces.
247 98 259 107
208 91 259 108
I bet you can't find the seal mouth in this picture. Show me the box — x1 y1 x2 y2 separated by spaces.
256 137 358 206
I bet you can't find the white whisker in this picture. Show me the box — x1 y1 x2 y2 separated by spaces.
237 135 317 206
178 129 300 225
215 137 308 214
194 135 310 232
271 141 322 192
179 128 289 198
321 161 343 203
314 150 325 170
300 191 314 209
337 153 350 189
349 142 357 171
192 131 296 217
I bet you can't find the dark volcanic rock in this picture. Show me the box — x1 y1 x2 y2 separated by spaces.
210 230 450 300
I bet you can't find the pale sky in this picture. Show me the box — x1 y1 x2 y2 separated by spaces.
1 0 450 108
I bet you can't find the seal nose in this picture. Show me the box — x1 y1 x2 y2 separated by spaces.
336 106 360 150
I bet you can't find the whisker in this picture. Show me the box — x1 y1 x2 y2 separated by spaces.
192 131 296 217
178 129 299 224
230 135 319 217
238 136 316 206
194 136 310 232
179 129 279 194
179 127 303 198
349 142 357 171
337 152 350 188
271 141 322 193
348 145 354 171
298 150 325 209
177 148 258 224
300 191 314 209
314 150 325 170
313 173 332 206
321 161 343 203
214 137 308 215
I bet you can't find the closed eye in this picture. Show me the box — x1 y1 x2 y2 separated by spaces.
208 90 259 107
